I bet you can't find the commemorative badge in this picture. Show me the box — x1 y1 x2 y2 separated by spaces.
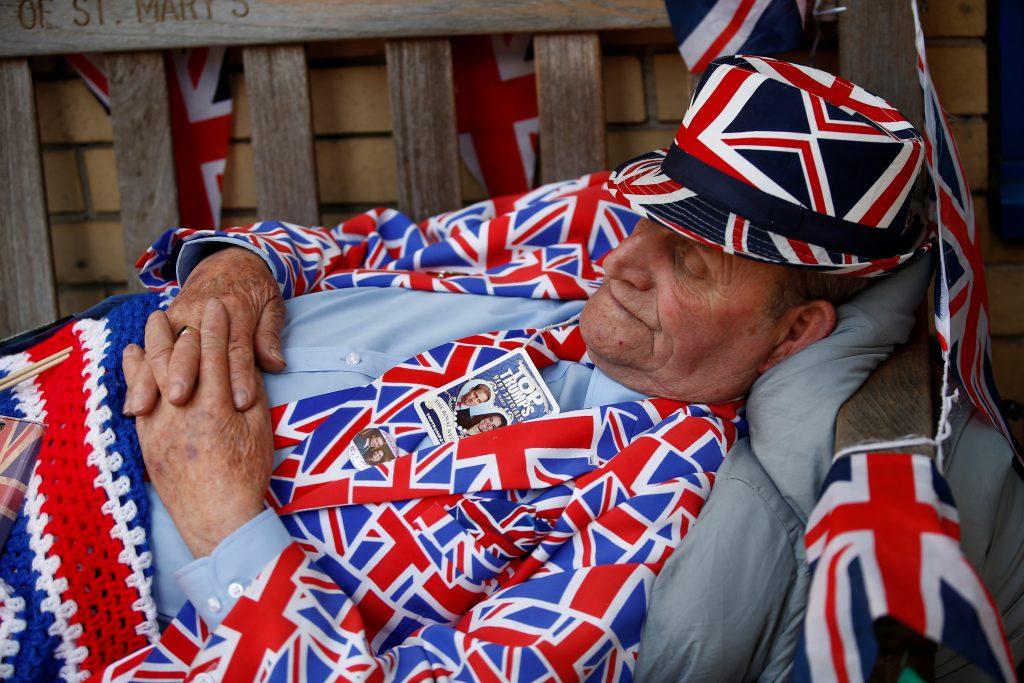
344 427 401 470
414 348 559 445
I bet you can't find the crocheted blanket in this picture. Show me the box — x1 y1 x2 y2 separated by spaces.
0 294 163 682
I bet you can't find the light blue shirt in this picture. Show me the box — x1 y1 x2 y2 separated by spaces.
149 241 646 628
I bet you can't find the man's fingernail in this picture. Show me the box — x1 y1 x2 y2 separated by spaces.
169 380 185 402
233 388 249 409
122 391 134 416
130 395 145 414
271 347 286 365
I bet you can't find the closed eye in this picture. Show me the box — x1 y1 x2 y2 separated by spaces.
675 246 708 280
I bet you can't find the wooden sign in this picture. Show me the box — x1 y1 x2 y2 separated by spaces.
0 0 669 56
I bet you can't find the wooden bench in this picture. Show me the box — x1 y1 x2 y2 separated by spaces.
0 0 935 676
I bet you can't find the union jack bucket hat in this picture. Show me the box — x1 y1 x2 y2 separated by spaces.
609 55 933 276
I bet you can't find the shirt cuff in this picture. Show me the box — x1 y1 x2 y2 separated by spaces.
174 508 293 629
175 236 276 285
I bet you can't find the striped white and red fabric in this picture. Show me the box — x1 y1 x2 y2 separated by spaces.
74 40 542 216
65 54 110 111
793 451 1015 682
665 0 809 73
68 48 232 229
910 3 1022 472
452 35 540 196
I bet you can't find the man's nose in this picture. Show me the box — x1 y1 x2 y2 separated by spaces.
604 221 660 290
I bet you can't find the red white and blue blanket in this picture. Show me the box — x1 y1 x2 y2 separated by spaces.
0 174 747 681
0 295 163 682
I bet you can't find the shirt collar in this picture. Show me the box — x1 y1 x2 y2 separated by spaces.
583 366 649 409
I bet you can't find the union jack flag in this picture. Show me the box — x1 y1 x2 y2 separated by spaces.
793 451 1015 682
665 0 809 73
0 417 43 543
911 3 1022 470
453 35 539 196
77 38 537 221
165 48 232 229
68 48 232 229
66 53 110 110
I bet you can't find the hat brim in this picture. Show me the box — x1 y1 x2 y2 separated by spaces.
609 149 932 277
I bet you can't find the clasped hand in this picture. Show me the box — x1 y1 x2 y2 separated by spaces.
121 248 286 557
124 246 286 415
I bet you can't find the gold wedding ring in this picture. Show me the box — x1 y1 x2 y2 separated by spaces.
174 325 199 342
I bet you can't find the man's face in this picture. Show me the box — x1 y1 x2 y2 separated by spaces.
463 386 490 406
368 434 385 449
580 218 796 403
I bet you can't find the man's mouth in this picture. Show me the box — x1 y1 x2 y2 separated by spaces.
602 278 659 329
605 281 642 323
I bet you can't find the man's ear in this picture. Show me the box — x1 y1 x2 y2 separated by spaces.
758 300 837 374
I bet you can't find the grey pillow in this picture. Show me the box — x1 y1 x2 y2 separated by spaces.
744 253 935 518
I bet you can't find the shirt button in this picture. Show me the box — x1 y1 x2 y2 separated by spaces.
206 597 221 614
227 582 244 599
345 352 361 366
195 674 214 683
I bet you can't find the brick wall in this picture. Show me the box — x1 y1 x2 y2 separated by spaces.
29 0 1023 440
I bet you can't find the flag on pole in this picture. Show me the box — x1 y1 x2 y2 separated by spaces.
68 48 232 229
66 53 110 111
0 417 43 547
793 451 1015 682
452 35 539 196
664 0 809 73
165 48 232 229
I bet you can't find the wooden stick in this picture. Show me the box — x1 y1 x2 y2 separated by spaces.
0 347 71 387
0 352 70 393
0 347 72 393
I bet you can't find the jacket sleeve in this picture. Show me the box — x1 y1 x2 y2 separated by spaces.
634 446 806 682
132 174 628 300
173 509 294 630
96 542 380 682
133 212 415 299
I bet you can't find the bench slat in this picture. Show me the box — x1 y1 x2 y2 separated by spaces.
0 58 58 338
386 38 461 221
244 45 320 226
837 4 936 678
0 0 670 58
840 1 922 126
836 0 933 455
535 33 605 184
108 51 180 292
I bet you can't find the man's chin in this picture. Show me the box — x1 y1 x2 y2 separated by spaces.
580 305 649 377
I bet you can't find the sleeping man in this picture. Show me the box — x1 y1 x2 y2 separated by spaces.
1 56 1020 681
